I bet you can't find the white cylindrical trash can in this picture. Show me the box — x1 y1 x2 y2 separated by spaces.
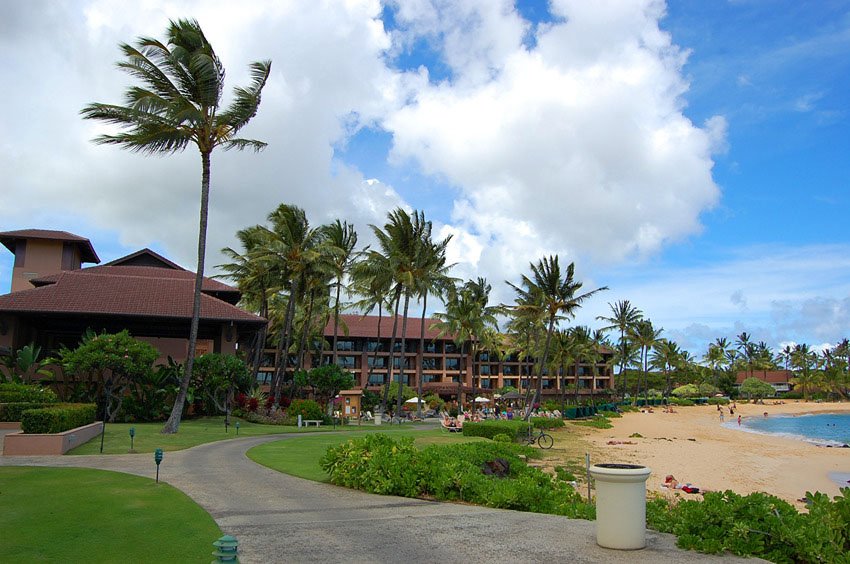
374 410 382 426
589 463 652 550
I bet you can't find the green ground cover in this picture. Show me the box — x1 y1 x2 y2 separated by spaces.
68 416 410 454
0 467 221 563
247 429 485 481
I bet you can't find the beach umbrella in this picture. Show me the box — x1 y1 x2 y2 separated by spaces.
405 396 423 404
474 396 490 403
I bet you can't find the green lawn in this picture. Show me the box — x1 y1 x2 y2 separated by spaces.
0 467 221 563
68 416 415 455
247 429 485 482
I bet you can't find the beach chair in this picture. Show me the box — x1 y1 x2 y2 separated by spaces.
363 411 374 421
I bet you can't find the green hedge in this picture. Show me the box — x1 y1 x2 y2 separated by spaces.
320 434 594 519
530 417 565 429
707 397 730 405
463 420 528 440
668 397 695 406
0 402 52 422
0 383 58 404
20 403 97 434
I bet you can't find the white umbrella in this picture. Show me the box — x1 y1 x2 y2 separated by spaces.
474 396 490 403
405 396 423 404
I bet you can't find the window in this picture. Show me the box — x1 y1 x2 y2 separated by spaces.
445 358 460 371
336 340 355 351
424 342 438 353
422 358 441 370
368 374 384 385
366 341 383 352
478 352 490 362
367 357 387 368
479 378 491 389
479 365 491 375
422 374 439 383
444 342 459 354
336 356 356 369
503 365 516 375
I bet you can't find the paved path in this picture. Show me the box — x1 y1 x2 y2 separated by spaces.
1 433 752 563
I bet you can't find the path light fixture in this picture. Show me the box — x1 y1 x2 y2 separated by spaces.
235 421 240 435
128 427 136 452
154 448 163 483
212 535 239 563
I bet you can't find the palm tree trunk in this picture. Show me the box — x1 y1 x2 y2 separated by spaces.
272 277 300 406
331 279 342 366
395 292 411 417
381 287 402 412
457 340 465 411
162 150 211 434
619 329 627 400
416 292 428 418
250 292 269 382
296 289 315 370
367 302 383 389
527 317 555 420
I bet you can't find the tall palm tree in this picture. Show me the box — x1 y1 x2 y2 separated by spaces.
628 319 662 405
651 338 681 399
350 253 394 389
322 220 358 366
507 256 607 419
217 226 275 380
597 300 643 400
261 205 325 406
412 237 454 417
704 337 731 389
735 332 755 380
82 19 272 433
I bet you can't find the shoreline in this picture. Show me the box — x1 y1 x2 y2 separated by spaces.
584 401 850 507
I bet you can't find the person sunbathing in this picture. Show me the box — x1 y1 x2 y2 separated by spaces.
662 474 701 493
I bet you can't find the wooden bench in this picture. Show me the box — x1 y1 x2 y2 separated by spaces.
302 419 322 427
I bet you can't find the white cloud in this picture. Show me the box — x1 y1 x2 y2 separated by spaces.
384 0 723 272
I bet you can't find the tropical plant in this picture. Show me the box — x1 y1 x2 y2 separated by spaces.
507 256 607 418
597 300 643 399
628 319 662 405
192 353 253 415
322 220 358 366
0 343 55 384
59 330 159 421
81 19 271 433
740 377 774 399
293 364 354 413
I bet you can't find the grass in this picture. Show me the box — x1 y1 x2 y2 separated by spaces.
67 416 416 455
0 466 221 563
247 429 486 482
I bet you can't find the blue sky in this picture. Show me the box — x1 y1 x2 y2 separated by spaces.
1 0 848 357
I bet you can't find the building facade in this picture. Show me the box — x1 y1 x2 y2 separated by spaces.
260 313 614 399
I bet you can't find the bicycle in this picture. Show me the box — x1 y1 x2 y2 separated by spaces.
524 426 554 449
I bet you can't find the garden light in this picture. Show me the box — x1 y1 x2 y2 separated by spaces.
128 426 135 451
154 448 163 483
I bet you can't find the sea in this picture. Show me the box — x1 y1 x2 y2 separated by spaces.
733 412 850 489
737 412 850 446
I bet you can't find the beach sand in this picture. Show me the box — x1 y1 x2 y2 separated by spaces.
584 401 850 507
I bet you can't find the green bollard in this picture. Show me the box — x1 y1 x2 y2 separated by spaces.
154 448 163 483
212 534 239 563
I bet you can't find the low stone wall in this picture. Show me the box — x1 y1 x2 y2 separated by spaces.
3 421 103 455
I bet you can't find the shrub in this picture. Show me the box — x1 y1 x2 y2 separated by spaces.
20 403 97 434
287 399 323 421
492 433 513 443
320 436 594 518
0 402 52 421
672 384 700 398
668 397 695 406
707 397 729 405
530 417 565 429
0 383 58 404
463 420 528 440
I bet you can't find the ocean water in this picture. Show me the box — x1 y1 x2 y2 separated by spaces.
738 412 850 447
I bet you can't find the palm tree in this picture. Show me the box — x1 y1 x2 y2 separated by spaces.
597 300 643 400
735 332 755 380
507 256 607 419
261 205 325 406
82 19 271 433
432 280 500 413
628 319 662 405
704 337 731 390
412 237 454 417
350 253 394 389
217 226 274 380
322 221 358 366
651 339 681 399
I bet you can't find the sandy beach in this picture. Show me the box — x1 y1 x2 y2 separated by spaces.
584 401 850 507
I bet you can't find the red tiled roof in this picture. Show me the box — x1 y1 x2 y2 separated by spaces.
327 314 452 340
735 371 792 384
0 271 263 324
31 265 237 294
0 229 100 264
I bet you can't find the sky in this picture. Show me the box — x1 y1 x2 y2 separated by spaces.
1 0 848 357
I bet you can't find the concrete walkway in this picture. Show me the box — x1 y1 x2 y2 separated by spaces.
1 433 753 563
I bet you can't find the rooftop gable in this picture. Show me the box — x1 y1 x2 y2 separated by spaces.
0 229 100 264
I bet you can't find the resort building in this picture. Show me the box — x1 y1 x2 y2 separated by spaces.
0 229 266 364
735 370 794 394
260 313 614 400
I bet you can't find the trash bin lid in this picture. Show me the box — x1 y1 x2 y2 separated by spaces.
594 463 646 470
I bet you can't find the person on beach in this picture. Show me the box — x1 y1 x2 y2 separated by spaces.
738 414 742 426
662 475 701 493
